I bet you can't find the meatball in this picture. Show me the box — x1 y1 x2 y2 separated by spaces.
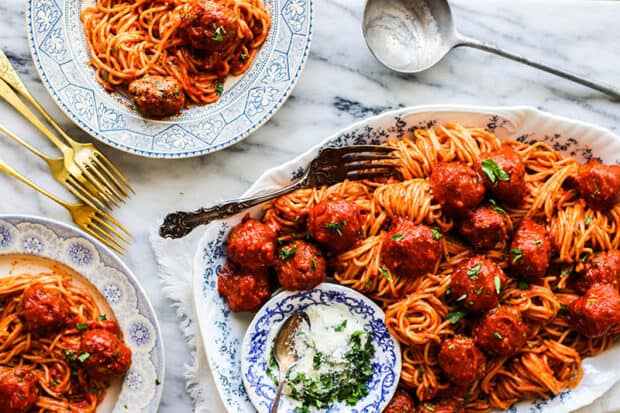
382 218 442 278
275 240 326 290
476 144 526 207
473 306 527 356
384 389 415 413
568 283 620 338
128 76 185 118
217 263 271 312
181 0 239 52
458 205 510 250
449 256 506 313
429 162 485 217
308 200 363 252
80 328 132 380
509 218 551 278
438 335 486 385
575 250 620 293
416 400 463 413
18 284 69 333
575 159 620 211
0 369 38 413
226 215 277 271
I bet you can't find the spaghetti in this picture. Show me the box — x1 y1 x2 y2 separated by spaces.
81 0 271 116
219 122 620 411
0 271 131 412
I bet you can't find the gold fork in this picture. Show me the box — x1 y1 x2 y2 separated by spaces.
0 124 111 211
0 160 131 254
0 50 133 204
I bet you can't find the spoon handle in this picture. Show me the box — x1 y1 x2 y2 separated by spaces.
270 373 286 413
457 37 620 101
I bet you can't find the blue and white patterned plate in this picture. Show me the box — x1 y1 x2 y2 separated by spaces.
241 283 401 413
0 215 164 413
26 0 313 158
193 105 620 413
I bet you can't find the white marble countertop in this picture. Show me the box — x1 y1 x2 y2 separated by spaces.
1 0 619 411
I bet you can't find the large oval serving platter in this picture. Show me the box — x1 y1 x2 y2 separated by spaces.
193 105 620 413
26 0 314 158
0 215 164 412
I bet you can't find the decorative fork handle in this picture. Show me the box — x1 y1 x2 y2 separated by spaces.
160 181 304 239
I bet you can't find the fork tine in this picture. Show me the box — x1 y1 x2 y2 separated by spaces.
96 209 133 238
345 163 400 172
346 170 402 181
342 153 399 161
86 222 126 253
94 152 135 194
81 164 125 204
90 155 129 197
92 214 130 244
65 174 110 211
329 145 397 155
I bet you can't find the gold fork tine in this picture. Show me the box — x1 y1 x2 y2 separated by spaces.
92 156 135 197
94 152 135 194
86 222 126 253
82 159 126 202
92 213 131 243
65 174 110 211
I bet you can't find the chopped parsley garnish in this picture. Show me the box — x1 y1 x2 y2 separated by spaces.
534 240 543 246
476 287 483 295
464 392 472 400
426 406 435 412
334 320 348 332
488 198 507 214
364 280 372 289
213 25 225 41
493 332 503 340
98 314 107 321
279 246 297 260
431 228 443 240
391 233 404 241
518 280 529 290
76 323 88 331
585 213 592 225
284 330 375 409
494 275 501 294
240 53 248 62
559 304 568 315
325 221 346 236
467 263 482 279
481 159 510 185
380 267 392 282
51 378 58 386
446 311 466 324
511 247 523 263
456 294 467 302
448 344 455 350
310 257 317 273
587 298 598 303
215 81 224 97
561 268 571 277
445 287 451 296
78 352 90 363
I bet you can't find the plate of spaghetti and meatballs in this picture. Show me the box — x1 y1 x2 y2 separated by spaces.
27 0 313 157
0 215 164 412
193 105 620 413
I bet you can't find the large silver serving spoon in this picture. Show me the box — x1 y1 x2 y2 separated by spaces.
270 311 311 413
363 0 620 100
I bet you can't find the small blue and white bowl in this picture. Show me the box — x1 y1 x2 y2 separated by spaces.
240 283 402 413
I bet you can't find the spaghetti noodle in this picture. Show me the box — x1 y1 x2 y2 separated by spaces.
0 271 131 412
81 0 271 115
220 122 620 411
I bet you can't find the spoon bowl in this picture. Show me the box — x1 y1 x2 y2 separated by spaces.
362 0 620 99
270 311 310 413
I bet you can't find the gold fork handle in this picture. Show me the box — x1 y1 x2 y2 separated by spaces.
0 160 68 207
0 50 78 147
0 78 71 152
0 123 49 161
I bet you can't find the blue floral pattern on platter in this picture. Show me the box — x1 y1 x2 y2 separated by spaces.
26 0 314 158
0 216 164 413
193 106 620 413
241 284 401 413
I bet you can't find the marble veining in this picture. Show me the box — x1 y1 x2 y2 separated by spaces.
0 0 619 411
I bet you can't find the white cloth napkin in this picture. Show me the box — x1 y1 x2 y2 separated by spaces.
150 225 620 413
150 227 226 413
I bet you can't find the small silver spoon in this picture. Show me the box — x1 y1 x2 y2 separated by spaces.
363 0 620 100
270 311 311 413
